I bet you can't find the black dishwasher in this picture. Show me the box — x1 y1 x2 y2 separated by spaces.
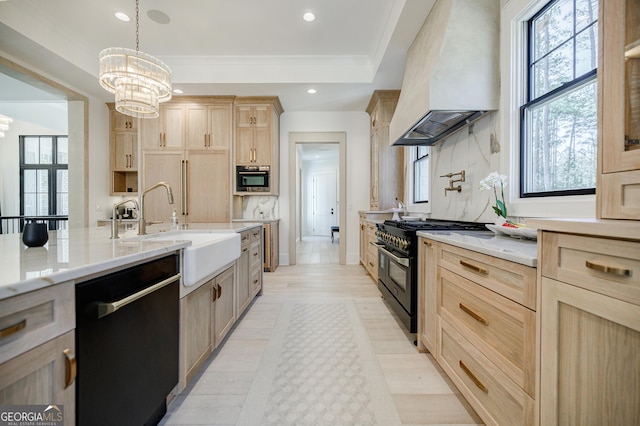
75 254 180 426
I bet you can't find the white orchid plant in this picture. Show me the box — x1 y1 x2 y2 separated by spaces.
479 172 508 218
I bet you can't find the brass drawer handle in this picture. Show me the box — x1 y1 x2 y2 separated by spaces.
459 303 489 325
63 348 77 389
459 360 488 393
0 319 27 339
423 240 432 247
460 260 488 275
585 260 632 277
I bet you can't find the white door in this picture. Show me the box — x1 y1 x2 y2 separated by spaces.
312 171 337 236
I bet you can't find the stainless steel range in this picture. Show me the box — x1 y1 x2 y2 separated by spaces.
375 219 488 334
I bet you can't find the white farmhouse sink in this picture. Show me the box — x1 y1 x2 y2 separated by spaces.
146 231 241 286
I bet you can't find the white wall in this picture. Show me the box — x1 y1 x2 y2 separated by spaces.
279 111 370 265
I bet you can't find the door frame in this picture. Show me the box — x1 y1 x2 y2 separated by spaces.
289 132 346 265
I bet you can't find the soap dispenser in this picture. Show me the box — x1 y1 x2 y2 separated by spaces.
170 209 179 230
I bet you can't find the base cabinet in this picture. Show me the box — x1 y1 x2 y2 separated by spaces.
0 331 75 425
179 281 214 387
236 231 251 316
417 237 439 353
213 266 235 346
539 231 640 425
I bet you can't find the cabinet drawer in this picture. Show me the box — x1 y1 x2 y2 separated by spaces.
249 241 261 270
0 283 74 364
366 243 379 279
250 227 261 242
439 320 535 426
239 230 250 246
440 244 536 310
439 268 536 397
250 266 262 295
541 232 640 305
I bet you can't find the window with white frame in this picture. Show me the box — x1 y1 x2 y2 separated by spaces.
520 0 598 197
413 146 429 203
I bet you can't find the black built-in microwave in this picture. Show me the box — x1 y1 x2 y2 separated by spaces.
236 165 270 192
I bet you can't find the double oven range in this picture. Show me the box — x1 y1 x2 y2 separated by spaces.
375 219 488 334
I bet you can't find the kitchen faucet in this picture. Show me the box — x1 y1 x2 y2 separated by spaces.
138 182 174 235
111 199 139 239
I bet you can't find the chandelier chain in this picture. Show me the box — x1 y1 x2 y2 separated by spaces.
135 0 140 52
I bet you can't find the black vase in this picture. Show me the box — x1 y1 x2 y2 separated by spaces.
22 220 49 247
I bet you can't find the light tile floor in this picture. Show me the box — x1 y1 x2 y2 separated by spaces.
161 259 482 425
296 236 339 264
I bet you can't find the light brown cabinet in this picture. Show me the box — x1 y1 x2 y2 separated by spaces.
141 97 233 224
236 230 252 317
599 0 640 218
538 231 640 425
233 97 283 195
213 265 235 345
0 283 76 425
366 91 403 210
417 237 439 353
249 226 263 297
109 105 139 194
435 243 536 426
363 221 379 282
263 220 279 272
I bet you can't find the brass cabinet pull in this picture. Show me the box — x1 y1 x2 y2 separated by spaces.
460 260 488 275
368 262 374 267
459 361 488 393
459 303 489 325
585 260 632 277
0 319 26 339
218 284 222 299
212 285 219 302
253 279 259 284
423 240 432 247
63 348 76 389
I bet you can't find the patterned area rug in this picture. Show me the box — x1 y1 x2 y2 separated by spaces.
236 301 401 426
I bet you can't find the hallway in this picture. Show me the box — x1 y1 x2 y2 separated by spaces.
296 236 339 265
161 264 482 425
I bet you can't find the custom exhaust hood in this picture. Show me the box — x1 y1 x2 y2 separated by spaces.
390 0 499 146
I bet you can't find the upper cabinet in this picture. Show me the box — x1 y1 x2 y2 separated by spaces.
366 90 403 210
185 103 233 150
599 0 640 219
108 104 138 195
233 97 283 195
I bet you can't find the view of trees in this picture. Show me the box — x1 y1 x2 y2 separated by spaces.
522 0 598 195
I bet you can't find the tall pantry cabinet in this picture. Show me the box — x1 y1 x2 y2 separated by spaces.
365 91 403 210
140 97 234 224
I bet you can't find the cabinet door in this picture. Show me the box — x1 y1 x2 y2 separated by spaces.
213 266 235 347
180 281 213 388
253 125 272 165
185 104 209 150
186 150 230 222
113 132 135 170
142 151 183 222
370 131 379 209
208 105 232 149
139 115 161 150
160 104 185 149
235 126 254 165
0 331 76 425
418 238 438 353
236 245 251 316
113 110 136 131
270 221 279 271
540 277 640 425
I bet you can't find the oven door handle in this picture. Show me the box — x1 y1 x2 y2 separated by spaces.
378 245 410 267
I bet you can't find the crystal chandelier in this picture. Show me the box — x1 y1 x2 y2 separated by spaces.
0 114 13 138
99 0 171 118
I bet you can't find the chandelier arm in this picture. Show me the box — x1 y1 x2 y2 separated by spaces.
135 0 140 53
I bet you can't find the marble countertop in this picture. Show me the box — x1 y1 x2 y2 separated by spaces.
0 222 264 301
232 218 280 223
417 230 538 267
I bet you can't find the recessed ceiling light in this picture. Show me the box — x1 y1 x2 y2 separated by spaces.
115 12 130 22
173 89 183 94
303 12 316 22
307 88 317 94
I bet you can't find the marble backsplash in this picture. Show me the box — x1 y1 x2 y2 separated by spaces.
240 195 279 220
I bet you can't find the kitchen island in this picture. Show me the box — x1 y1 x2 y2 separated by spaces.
0 222 263 425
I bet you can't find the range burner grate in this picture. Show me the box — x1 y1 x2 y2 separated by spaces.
382 219 488 232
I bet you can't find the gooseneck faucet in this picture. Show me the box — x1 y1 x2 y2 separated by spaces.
138 181 174 235
111 199 139 239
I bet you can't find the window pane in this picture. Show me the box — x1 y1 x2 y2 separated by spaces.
575 0 598 32
23 169 37 192
23 194 37 216
39 137 53 164
57 169 69 215
37 169 49 193
414 157 429 203
57 137 68 164
23 137 40 164
523 79 597 194
533 0 573 61
575 23 598 77
533 40 573 98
